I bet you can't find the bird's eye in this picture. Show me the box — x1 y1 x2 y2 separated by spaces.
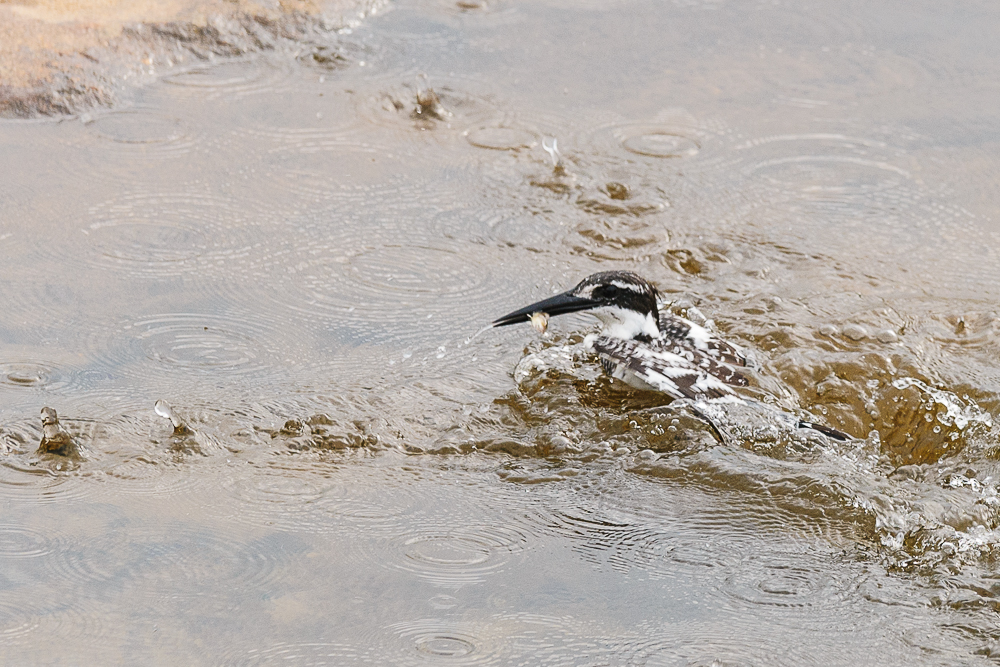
600 285 618 299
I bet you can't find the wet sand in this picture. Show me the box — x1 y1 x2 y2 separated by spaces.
0 0 375 115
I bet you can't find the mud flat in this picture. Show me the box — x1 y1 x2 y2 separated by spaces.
0 0 375 116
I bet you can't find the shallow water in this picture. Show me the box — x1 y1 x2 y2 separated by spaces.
3 0 1000 663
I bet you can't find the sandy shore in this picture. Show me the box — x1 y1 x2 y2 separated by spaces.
0 0 374 116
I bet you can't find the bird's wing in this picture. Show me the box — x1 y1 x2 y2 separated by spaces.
653 337 749 387
589 336 742 401
659 313 748 370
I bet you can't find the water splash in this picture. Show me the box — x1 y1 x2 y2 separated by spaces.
38 408 80 458
154 400 194 436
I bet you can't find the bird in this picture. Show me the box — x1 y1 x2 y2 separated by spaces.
492 270 849 442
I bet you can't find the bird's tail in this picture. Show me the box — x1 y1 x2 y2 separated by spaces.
685 398 853 445
796 420 851 441
740 397 853 442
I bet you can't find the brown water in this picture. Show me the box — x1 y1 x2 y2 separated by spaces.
3 0 1000 663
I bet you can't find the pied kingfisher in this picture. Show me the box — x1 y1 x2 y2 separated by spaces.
493 270 848 441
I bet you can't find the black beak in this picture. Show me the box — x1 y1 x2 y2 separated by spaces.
492 290 597 327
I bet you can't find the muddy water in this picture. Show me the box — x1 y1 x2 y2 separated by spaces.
2 0 1000 663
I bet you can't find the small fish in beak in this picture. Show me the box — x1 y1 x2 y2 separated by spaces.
530 311 549 334
492 289 597 328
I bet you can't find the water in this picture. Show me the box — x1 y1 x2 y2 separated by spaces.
2 0 1000 663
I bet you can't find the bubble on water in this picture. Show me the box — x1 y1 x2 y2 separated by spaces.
876 329 899 344
891 377 992 432
842 324 868 341
622 131 700 158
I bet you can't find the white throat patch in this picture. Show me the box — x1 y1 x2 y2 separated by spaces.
592 306 659 340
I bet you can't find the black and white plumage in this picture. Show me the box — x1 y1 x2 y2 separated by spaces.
493 270 747 401
493 270 849 441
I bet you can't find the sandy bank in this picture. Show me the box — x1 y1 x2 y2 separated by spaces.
0 0 376 117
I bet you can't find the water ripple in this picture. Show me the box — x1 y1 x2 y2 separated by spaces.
0 600 40 645
74 192 262 277
748 154 910 193
731 557 865 619
259 143 400 203
389 618 497 665
162 58 296 100
46 522 288 595
545 503 744 580
723 553 850 613
222 641 373 666
0 525 55 558
132 313 268 374
465 126 537 151
734 133 914 226
624 627 827 667
352 73 506 136
84 108 193 153
264 242 509 344
464 612 620 664
141 529 290 596
52 109 201 190
381 523 531 587
578 111 722 164
97 459 208 497
0 463 93 504
207 460 421 537
0 361 71 391
87 312 280 383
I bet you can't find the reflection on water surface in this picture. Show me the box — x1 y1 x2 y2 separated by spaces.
3 0 1000 663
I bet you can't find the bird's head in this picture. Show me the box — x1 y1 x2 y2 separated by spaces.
493 270 660 341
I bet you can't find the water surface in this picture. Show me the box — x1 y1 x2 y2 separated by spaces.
2 0 1000 663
